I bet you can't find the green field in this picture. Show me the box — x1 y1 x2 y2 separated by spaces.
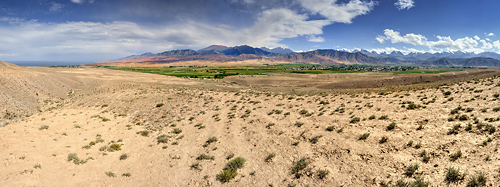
103 64 467 78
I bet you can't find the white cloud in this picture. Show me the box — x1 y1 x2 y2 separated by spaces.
0 17 25 24
364 47 426 55
494 41 500 49
242 8 330 47
71 0 94 4
376 36 385 43
0 1 376 61
306 35 325 42
488 33 495 36
395 0 415 10
0 8 333 61
376 29 427 46
480 40 493 49
427 36 478 51
50 3 64 12
298 0 376 23
376 29 495 53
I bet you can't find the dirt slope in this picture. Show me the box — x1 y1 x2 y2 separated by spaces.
1 65 500 186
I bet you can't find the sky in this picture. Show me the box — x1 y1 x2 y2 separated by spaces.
0 0 500 62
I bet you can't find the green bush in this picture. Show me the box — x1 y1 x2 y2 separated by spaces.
445 167 465 183
172 128 182 134
190 163 202 171
411 176 430 187
407 103 420 110
450 150 462 161
387 122 397 130
448 124 461 135
467 173 487 187
265 153 275 163
359 133 370 140
318 169 329 180
157 134 169 144
119 154 128 160
404 163 419 177
350 117 360 123
109 143 121 152
379 115 388 120
122 173 131 177
105 171 116 177
291 157 308 178
218 168 237 182
67 153 80 164
137 131 149 137
226 153 235 160
196 154 215 160
224 157 246 170
459 115 469 121
310 135 322 144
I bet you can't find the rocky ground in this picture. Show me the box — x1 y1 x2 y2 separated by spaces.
1 61 500 186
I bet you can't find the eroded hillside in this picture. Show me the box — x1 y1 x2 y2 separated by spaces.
1 66 500 186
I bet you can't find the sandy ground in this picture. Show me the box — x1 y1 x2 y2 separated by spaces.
1 61 500 186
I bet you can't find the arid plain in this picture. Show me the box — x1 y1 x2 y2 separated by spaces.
2 61 500 186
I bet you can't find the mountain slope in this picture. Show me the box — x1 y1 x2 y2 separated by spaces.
98 46 391 66
259 47 294 54
198 45 229 53
221 45 275 56
277 49 381 65
423 57 500 67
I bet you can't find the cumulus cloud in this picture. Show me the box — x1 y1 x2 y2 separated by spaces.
376 29 427 46
307 35 325 42
0 0 379 61
395 0 414 10
375 29 500 53
0 8 331 61
298 0 376 23
0 21 229 61
494 41 500 49
243 8 330 46
365 47 425 55
488 33 495 36
480 40 493 49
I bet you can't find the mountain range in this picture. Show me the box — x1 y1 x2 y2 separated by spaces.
355 49 500 63
100 45 500 67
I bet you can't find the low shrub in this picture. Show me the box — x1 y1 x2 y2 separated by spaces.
445 167 465 183
359 133 370 140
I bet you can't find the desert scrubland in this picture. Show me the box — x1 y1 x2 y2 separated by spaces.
2 61 500 186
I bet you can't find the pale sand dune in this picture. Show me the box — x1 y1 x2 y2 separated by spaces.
1 63 500 186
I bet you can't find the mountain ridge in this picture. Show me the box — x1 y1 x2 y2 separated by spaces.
99 45 500 67
101 45 381 65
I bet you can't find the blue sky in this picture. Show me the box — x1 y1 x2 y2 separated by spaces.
0 0 499 62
